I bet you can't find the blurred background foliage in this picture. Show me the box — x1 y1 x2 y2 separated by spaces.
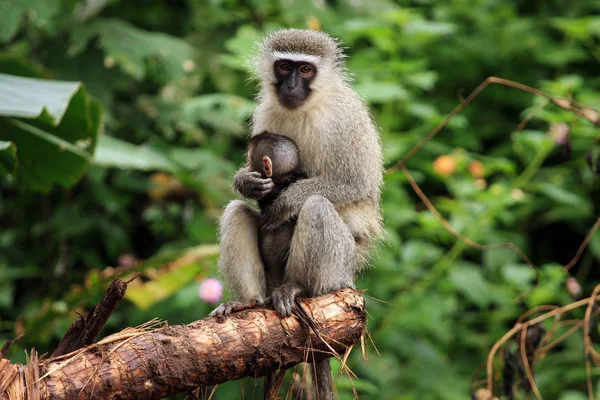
1 0 600 399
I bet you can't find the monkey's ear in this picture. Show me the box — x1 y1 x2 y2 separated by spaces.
262 156 273 177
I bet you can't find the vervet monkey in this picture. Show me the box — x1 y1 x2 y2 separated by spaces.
249 132 305 295
248 132 304 210
212 29 383 400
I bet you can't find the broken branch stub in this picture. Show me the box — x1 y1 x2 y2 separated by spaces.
2 288 365 400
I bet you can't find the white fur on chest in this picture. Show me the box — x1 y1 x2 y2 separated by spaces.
252 99 331 177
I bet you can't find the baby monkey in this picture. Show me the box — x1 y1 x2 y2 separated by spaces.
248 132 305 297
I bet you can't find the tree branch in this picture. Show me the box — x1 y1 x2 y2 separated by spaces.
0 288 366 400
52 276 136 357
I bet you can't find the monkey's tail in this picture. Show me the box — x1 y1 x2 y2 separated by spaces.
264 371 275 400
312 358 334 400
264 369 286 400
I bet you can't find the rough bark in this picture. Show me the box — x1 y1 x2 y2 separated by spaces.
52 277 132 357
0 288 365 400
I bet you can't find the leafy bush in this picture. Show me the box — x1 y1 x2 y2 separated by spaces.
1 1 599 399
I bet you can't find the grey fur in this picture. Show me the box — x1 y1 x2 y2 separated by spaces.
248 133 301 181
212 29 383 400
250 132 304 299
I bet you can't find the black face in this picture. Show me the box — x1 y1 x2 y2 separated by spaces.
273 59 317 109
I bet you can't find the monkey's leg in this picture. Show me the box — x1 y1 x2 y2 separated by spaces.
210 200 267 317
273 195 356 315
273 195 356 400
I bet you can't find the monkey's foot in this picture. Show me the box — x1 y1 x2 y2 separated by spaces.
209 296 264 317
271 283 304 318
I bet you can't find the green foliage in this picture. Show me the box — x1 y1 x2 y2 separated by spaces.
1 1 599 399
0 140 17 175
0 72 101 191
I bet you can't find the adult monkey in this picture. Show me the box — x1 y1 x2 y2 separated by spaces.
211 29 383 399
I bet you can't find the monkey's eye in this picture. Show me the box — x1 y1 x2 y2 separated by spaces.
299 65 312 74
279 63 291 72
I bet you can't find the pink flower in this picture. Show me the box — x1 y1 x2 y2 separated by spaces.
548 122 569 145
198 278 223 304
118 254 137 268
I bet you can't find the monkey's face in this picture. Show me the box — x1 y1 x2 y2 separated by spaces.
273 60 317 109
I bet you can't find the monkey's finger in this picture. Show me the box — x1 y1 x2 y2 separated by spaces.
247 171 263 179
250 295 265 306
209 301 242 317
273 294 293 317
246 176 274 186
242 171 265 181
253 180 274 191
282 301 293 317
247 188 273 200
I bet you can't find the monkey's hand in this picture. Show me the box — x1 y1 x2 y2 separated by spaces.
271 282 305 317
234 168 274 200
208 296 265 317
259 179 314 230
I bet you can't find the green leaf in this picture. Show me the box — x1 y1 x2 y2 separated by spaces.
0 73 80 122
449 264 497 307
0 0 61 43
552 17 600 40
0 73 102 192
535 184 592 211
220 25 262 71
589 229 600 262
0 140 17 175
69 18 196 81
93 135 177 172
125 244 219 310
405 20 456 37
355 82 408 103
559 391 588 400
181 94 254 136
0 1 26 43
501 263 536 289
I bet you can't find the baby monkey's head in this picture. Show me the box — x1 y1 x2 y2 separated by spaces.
248 132 301 182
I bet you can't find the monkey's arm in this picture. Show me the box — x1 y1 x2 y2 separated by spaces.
261 176 371 230
233 167 274 200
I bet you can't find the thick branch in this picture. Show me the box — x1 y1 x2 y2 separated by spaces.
1 289 365 400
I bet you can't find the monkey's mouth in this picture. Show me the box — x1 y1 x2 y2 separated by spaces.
278 93 310 109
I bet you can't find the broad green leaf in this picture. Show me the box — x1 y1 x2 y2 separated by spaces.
355 81 408 103
553 17 600 40
405 20 456 37
0 140 16 175
0 73 102 191
404 71 438 90
449 264 497 307
93 135 177 172
69 18 195 81
181 94 254 135
166 147 235 175
220 25 262 71
125 244 219 310
501 263 536 288
0 73 80 122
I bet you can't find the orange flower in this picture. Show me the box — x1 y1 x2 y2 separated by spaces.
433 155 456 176
468 160 485 178
307 16 321 31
